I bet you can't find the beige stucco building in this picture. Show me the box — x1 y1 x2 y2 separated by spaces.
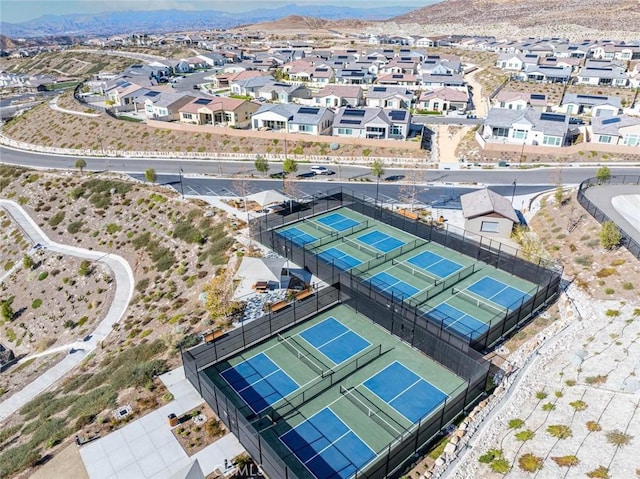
460 188 519 239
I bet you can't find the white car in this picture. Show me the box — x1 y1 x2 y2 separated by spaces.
310 165 334 175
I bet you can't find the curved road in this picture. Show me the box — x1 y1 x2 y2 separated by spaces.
0 200 134 421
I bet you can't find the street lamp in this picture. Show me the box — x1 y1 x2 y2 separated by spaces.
178 168 185 199
511 179 517 205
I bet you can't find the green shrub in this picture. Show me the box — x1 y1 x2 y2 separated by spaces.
37 271 49 281
518 453 543 472
0 443 41 477
623 282 634 290
31 299 42 309
547 424 572 439
490 458 510 473
48 211 65 227
515 429 535 441
508 418 524 429
67 221 83 234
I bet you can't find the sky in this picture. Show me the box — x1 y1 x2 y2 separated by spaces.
0 0 432 23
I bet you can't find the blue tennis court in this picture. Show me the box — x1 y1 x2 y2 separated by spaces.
407 251 462 278
317 213 360 232
300 317 371 364
278 227 318 247
364 362 447 423
369 271 419 299
318 247 362 270
426 302 489 340
280 407 376 479
468 276 531 310
357 231 405 253
221 353 299 414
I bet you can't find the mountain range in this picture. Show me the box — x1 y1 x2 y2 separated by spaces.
0 4 420 38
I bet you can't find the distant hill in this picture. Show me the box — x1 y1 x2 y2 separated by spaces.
0 4 415 38
242 15 373 32
392 0 640 32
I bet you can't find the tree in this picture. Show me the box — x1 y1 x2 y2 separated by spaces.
600 220 622 250
283 158 298 176
370 159 385 202
1 297 15 322
145 168 157 184
22 254 34 270
596 166 611 183
75 159 87 175
254 156 269 176
554 185 564 205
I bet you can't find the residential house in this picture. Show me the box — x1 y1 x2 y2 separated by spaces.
230 76 276 97
560 93 621 117
481 107 570 147
420 72 466 90
576 65 629 87
366 86 413 109
144 92 195 120
256 82 311 103
378 58 419 75
495 53 525 71
251 104 333 135
210 71 270 89
590 115 640 146
196 52 228 67
335 69 376 85
375 73 419 88
307 84 363 107
418 58 462 75
520 65 572 83
332 107 411 140
417 87 468 112
179 97 260 128
539 56 582 72
491 91 550 112
460 188 518 239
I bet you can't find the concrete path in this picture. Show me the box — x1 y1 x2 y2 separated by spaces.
79 367 244 479
49 96 101 117
0 200 134 421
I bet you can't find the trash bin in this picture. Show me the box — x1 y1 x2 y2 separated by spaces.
168 413 178 427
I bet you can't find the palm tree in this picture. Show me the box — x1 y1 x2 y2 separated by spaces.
370 159 384 202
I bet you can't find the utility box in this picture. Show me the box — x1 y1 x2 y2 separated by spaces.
168 413 178 427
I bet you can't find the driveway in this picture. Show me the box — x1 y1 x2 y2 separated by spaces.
0 200 134 421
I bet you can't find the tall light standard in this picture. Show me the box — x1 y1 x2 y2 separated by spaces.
178 168 185 199
511 179 517 205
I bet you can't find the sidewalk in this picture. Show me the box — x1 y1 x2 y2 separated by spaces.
79 367 244 479
0 200 134 421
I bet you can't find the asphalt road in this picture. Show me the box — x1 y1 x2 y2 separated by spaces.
3 145 640 186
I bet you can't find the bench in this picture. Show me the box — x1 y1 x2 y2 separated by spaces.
204 329 224 343
295 289 314 302
398 209 419 220
270 300 289 313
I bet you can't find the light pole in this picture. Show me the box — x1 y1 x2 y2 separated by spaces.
178 168 185 199
511 179 517 205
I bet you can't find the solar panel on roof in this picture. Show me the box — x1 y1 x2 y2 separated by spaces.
372 87 386 92
392 74 403 78
315 68 328 72
194 98 211 105
298 107 320 115
340 119 362 125
602 117 621 125
540 113 566 122
343 109 365 117
577 94 607 100
389 111 406 121
145 91 160 97
531 94 546 100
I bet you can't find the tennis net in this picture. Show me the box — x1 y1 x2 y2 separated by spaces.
341 236 380 258
392 259 438 286
306 219 336 237
451 287 506 317
278 334 327 376
340 386 404 438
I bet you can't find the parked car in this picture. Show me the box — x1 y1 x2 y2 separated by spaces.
269 171 286 179
297 172 316 178
384 175 405 182
310 165 335 175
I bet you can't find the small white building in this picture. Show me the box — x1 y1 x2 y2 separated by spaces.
461 189 519 239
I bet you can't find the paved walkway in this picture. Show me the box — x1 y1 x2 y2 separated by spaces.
49 96 101 117
79 367 244 479
0 200 134 421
